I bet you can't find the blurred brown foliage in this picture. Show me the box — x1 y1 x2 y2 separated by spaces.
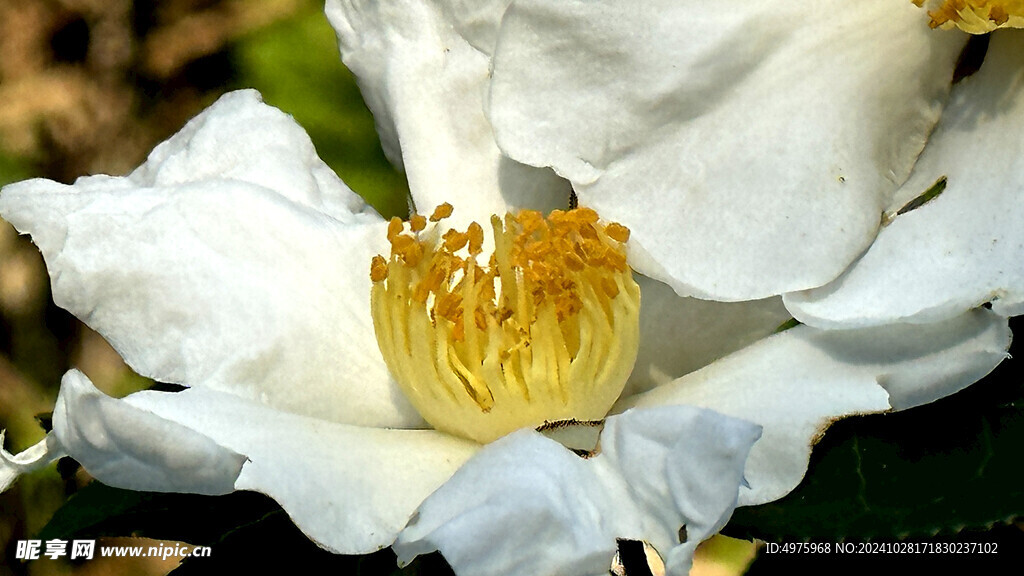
0 1 306 574
0 0 300 181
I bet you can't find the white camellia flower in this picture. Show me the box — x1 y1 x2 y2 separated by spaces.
1 0 1021 574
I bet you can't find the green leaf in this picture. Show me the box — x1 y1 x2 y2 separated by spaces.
37 483 278 545
895 175 947 217
37 482 147 542
773 318 801 334
230 3 410 219
725 317 1024 542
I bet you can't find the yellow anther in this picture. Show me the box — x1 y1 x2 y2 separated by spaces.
389 233 412 252
605 222 631 243
564 253 585 272
430 202 454 222
368 206 641 443
992 4 1011 23
473 308 488 331
436 293 462 321
605 249 628 272
601 276 620 299
915 0 1024 33
571 206 599 224
390 234 424 267
467 222 484 255
517 210 546 235
387 217 403 242
443 229 469 252
369 255 388 282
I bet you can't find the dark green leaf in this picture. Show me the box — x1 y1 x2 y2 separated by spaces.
37 483 278 545
37 483 455 575
773 318 801 333
896 176 947 216
167 503 454 576
37 482 148 542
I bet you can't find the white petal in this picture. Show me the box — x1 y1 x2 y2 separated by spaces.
52 370 246 495
0 91 422 428
786 32 1024 327
620 309 1009 506
873 311 1011 410
325 0 570 226
124 385 478 554
129 90 379 223
0 432 64 492
628 275 792 396
489 0 966 300
394 406 760 576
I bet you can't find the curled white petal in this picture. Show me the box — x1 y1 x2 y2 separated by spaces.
395 405 760 576
124 386 479 554
488 0 966 300
1 432 64 491
873 311 1011 410
621 309 1009 505
0 90 422 428
53 370 246 495
128 90 379 222
786 32 1024 327
40 368 478 553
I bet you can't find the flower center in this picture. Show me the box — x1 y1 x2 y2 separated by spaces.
369 204 640 443
914 0 1024 33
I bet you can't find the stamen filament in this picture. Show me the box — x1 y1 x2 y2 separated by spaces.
369 204 641 443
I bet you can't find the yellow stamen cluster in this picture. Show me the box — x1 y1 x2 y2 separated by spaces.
914 0 1024 33
370 203 641 443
